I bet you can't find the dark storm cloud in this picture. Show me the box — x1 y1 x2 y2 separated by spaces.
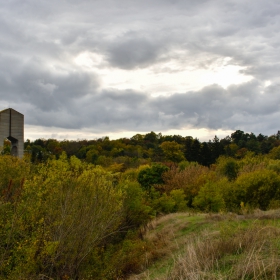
1 0 280 137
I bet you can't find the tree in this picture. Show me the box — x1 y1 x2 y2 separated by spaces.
200 142 212 166
210 136 224 162
231 130 245 144
170 189 187 211
144 131 157 142
31 145 49 162
122 182 154 228
193 182 225 212
225 143 239 157
137 164 168 191
269 146 280 160
190 139 201 163
1 155 124 279
160 141 185 162
184 136 193 162
162 164 209 207
234 169 280 210
86 148 99 163
216 156 239 181
1 139 11 155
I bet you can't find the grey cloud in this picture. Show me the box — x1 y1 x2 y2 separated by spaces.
13 80 280 138
151 81 280 134
1 0 280 137
24 89 155 132
107 37 161 69
0 56 99 112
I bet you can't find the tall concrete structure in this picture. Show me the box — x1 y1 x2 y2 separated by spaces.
0 108 24 158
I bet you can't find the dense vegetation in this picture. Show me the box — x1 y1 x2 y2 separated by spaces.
22 130 280 166
1 130 280 279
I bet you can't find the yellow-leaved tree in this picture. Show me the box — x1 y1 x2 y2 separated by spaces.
1 153 124 279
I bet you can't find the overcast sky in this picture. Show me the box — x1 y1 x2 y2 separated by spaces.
1 0 280 141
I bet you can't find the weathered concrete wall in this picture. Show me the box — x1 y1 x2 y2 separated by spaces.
0 108 24 158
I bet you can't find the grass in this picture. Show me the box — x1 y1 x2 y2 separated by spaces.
127 210 280 280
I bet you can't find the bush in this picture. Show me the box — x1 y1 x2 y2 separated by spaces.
153 193 176 213
170 189 187 212
216 156 239 181
0 155 30 202
234 169 280 210
0 155 124 279
193 182 225 212
122 182 154 228
162 165 210 207
269 146 280 159
137 163 168 191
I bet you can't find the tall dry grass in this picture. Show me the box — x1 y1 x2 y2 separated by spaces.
166 223 280 280
128 211 280 280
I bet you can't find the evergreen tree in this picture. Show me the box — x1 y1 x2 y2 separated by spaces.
200 142 212 166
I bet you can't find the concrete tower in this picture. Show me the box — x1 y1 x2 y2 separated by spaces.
0 108 24 158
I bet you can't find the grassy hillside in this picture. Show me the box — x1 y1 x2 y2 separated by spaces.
128 210 280 280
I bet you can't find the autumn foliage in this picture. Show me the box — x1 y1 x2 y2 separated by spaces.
1 130 280 278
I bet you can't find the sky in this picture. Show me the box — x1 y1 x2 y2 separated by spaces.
1 0 280 141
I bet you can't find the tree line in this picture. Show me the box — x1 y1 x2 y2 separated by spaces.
21 129 280 167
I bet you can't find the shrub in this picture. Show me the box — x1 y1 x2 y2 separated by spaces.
216 156 239 181
153 193 176 213
122 182 154 228
0 155 124 279
0 155 30 202
193 182 225 212
269 146 280 159
162 165 210 207
234 169 280 210
170 189 187 212
137 163 168 191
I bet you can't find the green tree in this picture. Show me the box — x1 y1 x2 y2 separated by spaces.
200 142 212 166
86 148 99 163
170 189 187 211
0 155 124 279
269 146 280 160
137 164 168 191
210 135 224 162
231 130 245 145
160 141 185 162
184 137 193 156
190 139 201 163
0 139 11 155
224 143 239 157
234 169 280 210
193 182 225 212
122 182 154 228
153 193 176 213
216 156 239 181
144 131 158 143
